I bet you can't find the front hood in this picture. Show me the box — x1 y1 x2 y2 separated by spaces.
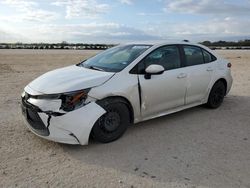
26 65 114 94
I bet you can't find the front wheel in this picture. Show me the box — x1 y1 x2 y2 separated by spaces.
206 81 226 109
91 99 130 143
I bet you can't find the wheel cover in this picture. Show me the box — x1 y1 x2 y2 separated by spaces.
212 87 224 105
101 111 121 133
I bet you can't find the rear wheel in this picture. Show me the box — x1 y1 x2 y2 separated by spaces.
206 81 226 109
92 99 130 143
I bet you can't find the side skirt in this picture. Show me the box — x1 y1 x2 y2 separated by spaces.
138 101 204 123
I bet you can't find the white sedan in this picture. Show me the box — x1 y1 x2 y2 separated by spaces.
21 42 233 145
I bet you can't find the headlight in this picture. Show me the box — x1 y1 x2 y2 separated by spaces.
60 89 90 112
30 89 90 112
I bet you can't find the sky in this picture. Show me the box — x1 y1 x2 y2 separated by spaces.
0 0 250 43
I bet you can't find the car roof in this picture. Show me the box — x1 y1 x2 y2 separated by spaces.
121 41 213 53
122 41 201 47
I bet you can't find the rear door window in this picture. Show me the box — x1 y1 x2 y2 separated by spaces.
183 46 204 66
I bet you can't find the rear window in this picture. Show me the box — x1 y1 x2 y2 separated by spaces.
203 50 212 63
202 49 217 63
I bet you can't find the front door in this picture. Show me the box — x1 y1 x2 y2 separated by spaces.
137 45 187 119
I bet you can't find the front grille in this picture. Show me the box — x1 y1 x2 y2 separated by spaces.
21 94 49 136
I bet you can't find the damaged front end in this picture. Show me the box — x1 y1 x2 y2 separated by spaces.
21 89 106 145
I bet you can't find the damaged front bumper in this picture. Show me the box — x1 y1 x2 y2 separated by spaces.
21 92 106 145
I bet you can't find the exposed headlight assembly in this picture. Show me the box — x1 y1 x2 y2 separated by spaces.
29 89 90 112
60 89 90 112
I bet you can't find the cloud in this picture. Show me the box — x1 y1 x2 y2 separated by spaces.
142 16 250 41
1 0 37 10
2 22 160 43
51 0 110 19
22 10 58 22
137 12 163 16
157 0 250 41
109 32 131 36
119 0 133 5
1 0 58 22
48 23 160 42
1 0 250 43
164 0 250 16
0 29 28 42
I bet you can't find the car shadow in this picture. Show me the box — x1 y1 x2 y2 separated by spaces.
61 95 250 187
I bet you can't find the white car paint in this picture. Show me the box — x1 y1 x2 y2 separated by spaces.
23 102 106 145
38 102 106 145
27 65 114 94
28 98 61 112
145 64 165 74
21 42 233 145
138 67 187 119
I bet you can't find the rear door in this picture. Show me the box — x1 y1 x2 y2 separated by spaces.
181 45 214 104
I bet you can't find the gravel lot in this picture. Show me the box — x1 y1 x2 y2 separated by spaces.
0 49 249 188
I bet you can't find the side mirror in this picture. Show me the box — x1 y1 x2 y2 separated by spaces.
145 64 164 79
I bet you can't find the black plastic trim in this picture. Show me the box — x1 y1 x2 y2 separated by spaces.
21 96 49 136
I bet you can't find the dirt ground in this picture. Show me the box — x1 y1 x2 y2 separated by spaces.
0 49 249 188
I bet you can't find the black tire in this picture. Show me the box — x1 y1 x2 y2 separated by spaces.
91 99 130 143
206 81 226 109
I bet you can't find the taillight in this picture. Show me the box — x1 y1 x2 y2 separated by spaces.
227 63 232 68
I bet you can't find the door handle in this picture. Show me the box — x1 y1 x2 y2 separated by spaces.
207 67 213 72
177 73 187 79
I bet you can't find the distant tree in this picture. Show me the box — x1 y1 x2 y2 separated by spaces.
60 41 68 49
201 41 212 46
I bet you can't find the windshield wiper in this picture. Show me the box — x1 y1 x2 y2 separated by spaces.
88 66 105 72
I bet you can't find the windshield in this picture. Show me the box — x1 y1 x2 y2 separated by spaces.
79 44 152 72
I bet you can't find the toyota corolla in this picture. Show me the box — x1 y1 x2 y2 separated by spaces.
21 42 233 145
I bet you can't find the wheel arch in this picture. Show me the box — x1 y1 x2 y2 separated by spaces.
96 96 134 124
213 78 227 95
